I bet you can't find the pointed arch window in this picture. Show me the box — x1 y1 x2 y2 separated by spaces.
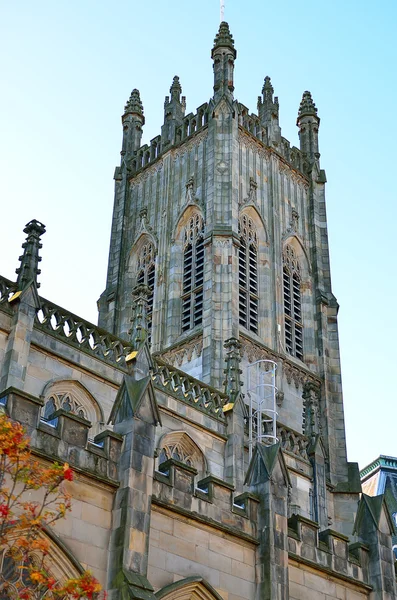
283 245 303 361
239 215 258 334
182 214 204 332
136 242 155 339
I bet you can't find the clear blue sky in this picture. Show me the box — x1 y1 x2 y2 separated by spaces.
1 1 396 469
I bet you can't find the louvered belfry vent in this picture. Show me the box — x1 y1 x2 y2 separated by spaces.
238 215 258 334
182 214 204 332
137 242 156 341
283 244 303 361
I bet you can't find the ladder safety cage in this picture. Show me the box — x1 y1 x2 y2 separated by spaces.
246 359 278 462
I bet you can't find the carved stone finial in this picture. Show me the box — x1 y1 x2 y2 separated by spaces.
15 219 46 290
257 75 280 144
128 284 150 352
124 89 145 122
170 76 182 101
212 21 236 58
240 177 258 208
261 76 277 106
297 91 318 121
303 382 321 440
223 338 243 402
185 176 194 203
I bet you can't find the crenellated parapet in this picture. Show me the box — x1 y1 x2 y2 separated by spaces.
288 514 371 590
153 461 258 542
0 387 123 484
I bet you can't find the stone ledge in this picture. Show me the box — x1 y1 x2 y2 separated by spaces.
152 496 258 545
289 554 372 591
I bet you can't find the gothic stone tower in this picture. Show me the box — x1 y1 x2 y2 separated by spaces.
100 23 349 504
1 21 396 600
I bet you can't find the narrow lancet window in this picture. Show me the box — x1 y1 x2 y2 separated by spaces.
137 242 156 339
239 215 258 334
283 244 303 361
182 214 204 332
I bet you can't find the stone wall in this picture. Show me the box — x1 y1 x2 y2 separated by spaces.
148 508 256 600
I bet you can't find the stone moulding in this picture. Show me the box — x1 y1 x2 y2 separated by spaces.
172 128 208 161
240 333 321 390
160 334 203 367
238 127 309 187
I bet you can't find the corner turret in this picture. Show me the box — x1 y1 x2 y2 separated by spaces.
211 22 236 103
161 76 186 147
257 76 281 147
297 91 320 164
15 219 46 290
121 89 145 159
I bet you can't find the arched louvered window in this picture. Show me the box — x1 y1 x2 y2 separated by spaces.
283 245 303 361
137 242 155 339
239 215 258 334
182 214 204 332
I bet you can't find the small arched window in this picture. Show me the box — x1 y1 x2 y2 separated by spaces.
283 244 303 361
157 431 206 475
239 215 258 334
40 380 103 436
136 242 156 340
182 214 204 332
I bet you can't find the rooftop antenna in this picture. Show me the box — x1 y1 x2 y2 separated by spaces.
220 0 225 21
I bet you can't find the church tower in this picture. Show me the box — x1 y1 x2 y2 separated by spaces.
98 23 348 492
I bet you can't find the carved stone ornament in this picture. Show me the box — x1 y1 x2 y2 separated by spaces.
161 335 203 367
134 208 158 247
238 130 271 161
129 160 163 188
240 177 258 208
173 129 208 162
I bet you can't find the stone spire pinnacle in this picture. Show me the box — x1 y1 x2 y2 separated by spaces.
297 91 320 164
15 219 46 290
212 21 236 57
128 284 150 352
121 89 145 158
223 338 243 402
124 88 145 121
297 91 318 121
162 76 186 147
257 76 281 146
211 22 237 102
170 76 182 102
262 76 274 98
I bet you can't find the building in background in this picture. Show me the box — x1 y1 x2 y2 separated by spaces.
0 21 396 600
361 456 397 559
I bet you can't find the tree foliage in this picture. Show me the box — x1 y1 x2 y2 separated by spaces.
0 413 105 599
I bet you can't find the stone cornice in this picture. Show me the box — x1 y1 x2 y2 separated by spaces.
240 333 321 389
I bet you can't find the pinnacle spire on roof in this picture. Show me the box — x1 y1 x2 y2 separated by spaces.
262 76 274 99
297 91 318 120
212 21 236 58
223 338 243 402
170 76 182 101
15 219 46 290
128 284 150 352
124 89 144 119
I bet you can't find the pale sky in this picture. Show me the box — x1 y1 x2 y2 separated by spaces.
1 0 396 469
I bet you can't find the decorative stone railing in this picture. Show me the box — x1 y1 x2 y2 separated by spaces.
32 296 228 421
152 359 227 422
0 276 17 311
35 297 133 367
277 423 308 461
